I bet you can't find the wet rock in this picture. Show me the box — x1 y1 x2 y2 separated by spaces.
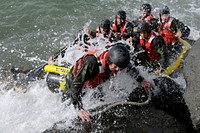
43 106 188 133
183 38 200 132
42 52 199 133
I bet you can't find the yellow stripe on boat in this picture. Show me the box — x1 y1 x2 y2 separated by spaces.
162 38 190 75
44 65 70 75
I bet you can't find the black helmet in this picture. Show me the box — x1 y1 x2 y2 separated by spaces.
107 43 130 68
140 3 152 13
116 10 126 21
159 6 170 15
100 19 111 30
137 22 151 33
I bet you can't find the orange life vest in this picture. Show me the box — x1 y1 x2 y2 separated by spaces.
96 27 111 37
158 17 179 45
140 31 159 61
96 27 112 44
138 14 155 24
72 50 109 88
112 19 128 35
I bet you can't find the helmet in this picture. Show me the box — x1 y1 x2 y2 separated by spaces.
159 6 170 15
140 3 152 13
107 43 130 68
116 10 126 22
100 19 111 30
137 22 151 33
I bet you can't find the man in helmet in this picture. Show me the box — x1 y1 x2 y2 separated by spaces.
137 22 168 72
112 10 134 42
133 3 158 31
158 5 190 46
83 18 115 42
63 43 153 122
96 19 111 38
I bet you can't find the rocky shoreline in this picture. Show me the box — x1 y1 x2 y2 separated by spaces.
183 39 200 131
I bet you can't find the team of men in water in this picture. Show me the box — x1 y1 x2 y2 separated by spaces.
84 3 190 73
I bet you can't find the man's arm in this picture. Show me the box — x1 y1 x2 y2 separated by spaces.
123 22 134 40
126 64 153 89
126 64 144 83
67 55 99 110
171 19 190 38
152 36 169 70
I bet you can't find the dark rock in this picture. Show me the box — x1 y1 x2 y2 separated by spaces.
43 106 187 133
183 38 200 132
43 69 198 133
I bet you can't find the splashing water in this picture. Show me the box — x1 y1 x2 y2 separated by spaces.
0 35 142 132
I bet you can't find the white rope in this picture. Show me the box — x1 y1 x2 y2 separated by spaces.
90 88 152 116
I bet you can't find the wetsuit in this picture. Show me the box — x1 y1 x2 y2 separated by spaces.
158 17 190 53
133 15 159 31
159 17 190 39
112 19 134 41
140 33 169 71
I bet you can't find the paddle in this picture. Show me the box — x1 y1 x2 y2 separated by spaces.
14 31 95 90
14 46 68 90
14 63 48 90
14 31 102 90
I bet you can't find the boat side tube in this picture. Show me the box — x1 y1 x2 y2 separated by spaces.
162 38 191 75
44 65 71 91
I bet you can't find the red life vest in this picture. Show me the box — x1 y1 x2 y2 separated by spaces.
158 17 179 45
96 27 112 44
96 27 111 36
138 14 155 24
112 19 128 35
140 31 159 61
71 50 109 88
96 27 103 37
